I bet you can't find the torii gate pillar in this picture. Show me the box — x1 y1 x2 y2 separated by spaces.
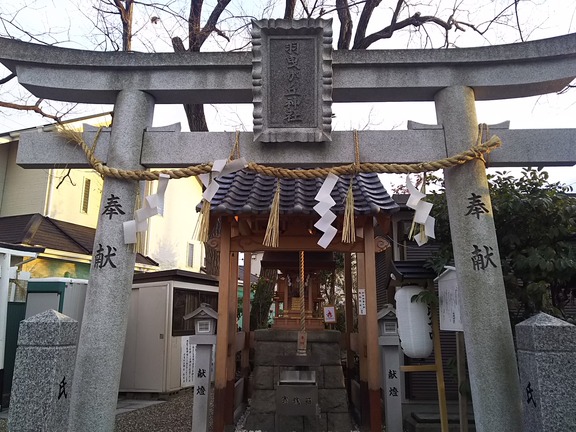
68 90 155 432
436 86 522 432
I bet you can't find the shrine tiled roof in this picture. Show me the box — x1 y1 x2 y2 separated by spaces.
208 170 399 216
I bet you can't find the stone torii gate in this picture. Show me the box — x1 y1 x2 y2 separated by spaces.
1 26 576 432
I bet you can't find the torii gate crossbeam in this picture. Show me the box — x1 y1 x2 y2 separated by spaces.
0 34 575 104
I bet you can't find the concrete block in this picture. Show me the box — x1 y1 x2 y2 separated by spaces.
306 413 327 432
516 313 576 432
326 412 355 432
253 366 275 390
310 342 340 366
8 310 78 432
243 412 275 432
319 389 348 413
323 365 345 389
404 412 476 432
17 309 78 346
250 389 276 412
516 312 576 352
254 341 292 366
275 414 304 432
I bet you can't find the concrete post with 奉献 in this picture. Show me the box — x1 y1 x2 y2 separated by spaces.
68 90 155 432
435 86 522 432
9 310 78 432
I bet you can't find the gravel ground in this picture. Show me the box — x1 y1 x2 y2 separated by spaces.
115 389 213 432
0 388 218 432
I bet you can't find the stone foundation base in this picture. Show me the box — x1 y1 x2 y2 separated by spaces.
245 330 354 432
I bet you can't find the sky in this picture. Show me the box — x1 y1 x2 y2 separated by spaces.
0 0 575 189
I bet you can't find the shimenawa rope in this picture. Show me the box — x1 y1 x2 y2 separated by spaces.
56 127 501 182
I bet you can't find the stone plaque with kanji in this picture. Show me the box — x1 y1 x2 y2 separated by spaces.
252 18 332 143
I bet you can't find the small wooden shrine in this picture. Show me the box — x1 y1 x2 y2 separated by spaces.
203 169 399 431
263 251 335 330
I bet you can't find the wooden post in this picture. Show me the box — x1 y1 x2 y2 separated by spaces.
344 253 354 401
363 222 383 432
400 302 449 432
214 218 231 432
431 306 449 432
307 270 313 316
241 253 252 401
356 252 369 429
226 250 239 425
457 332 469 432
283 277 289 315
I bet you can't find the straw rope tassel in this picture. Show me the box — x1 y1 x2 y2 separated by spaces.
296 250 307 356
342 177 356 243
197 199 211 242
263 180 281 248
299 250 306 334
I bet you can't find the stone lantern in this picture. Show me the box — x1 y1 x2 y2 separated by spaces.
184 302 218 336
183 303 218 432
377 304 403 432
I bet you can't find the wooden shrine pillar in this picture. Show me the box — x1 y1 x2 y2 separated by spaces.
344 252 354 401
226 250 239 425
356 252 369 429
308 275 314 316
214 218 232 432
283 277 289 314
241 253 252 402
364 222 383 432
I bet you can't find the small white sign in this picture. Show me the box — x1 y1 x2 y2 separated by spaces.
181 336 195 387
437 267 464 332
358 289 367 316
323 305 336 323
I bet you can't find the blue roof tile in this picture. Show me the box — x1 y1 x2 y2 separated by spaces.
206 170 399 216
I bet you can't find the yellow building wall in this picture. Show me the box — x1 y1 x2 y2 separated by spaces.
0 143 47 216
146 175 204 272
46 168 102 228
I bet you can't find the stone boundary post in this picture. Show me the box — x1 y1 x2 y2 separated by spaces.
516 312 576 432
8 310 79 432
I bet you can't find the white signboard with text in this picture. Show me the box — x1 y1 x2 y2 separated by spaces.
436 267 464 332
181 336 196 387
358 289 367 316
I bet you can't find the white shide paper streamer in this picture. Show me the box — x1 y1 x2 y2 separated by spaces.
201 157 248 203
123 174 170 244
314 173 339 249
406 174 436 246
193 157 249 240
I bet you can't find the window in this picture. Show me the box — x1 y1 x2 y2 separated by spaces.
172 288 218 336
187 243 194 268
197 321 211 334
81 178 91 213
383 321 397 334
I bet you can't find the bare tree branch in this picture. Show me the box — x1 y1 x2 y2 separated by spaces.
56 169 76 189
514 0 524 42
0 73 16 85
298 0 312 18
284 0 297 19
335 0 353 49
0 99 61 122
352 0 383 49
111 0 134 50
